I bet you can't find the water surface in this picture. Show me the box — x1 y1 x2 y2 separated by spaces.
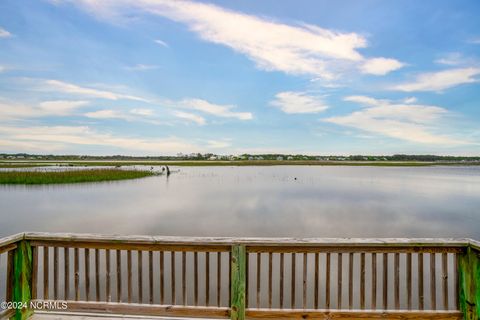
1 166 479 239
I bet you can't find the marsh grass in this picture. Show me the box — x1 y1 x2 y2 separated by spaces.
0 169 156 185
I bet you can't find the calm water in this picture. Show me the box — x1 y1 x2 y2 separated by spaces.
1 165 479 239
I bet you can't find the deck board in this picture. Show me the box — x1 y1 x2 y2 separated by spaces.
32 311 215 320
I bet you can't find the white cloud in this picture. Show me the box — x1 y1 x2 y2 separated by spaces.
84 108 160 124
467 37 480 44
84 109 127 120
124 64 159 71
359 58 404 75
38 100 89 115
324 95 466 145
0 125 205 154
270 91 328 114
0 27 12 38
391 67 480 92
42 80 149 102
154 39 169 47
403 97 417 104
434 52 463 66
72 0 401 79
130 108 154 116
0 66 6 72
343 95 387 107
173 111 206 125
0 99 89 119
179 98 253 120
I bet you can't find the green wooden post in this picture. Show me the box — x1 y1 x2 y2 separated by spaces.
458 246 480 320
12 240 33 320
230 245 246 320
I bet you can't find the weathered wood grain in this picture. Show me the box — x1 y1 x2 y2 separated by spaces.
245 308 462 319
231 245 246 320
31 300 229 318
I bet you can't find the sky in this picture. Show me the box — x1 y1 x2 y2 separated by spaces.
0 0 480 156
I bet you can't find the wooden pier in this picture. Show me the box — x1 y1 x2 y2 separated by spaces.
1 233 479 319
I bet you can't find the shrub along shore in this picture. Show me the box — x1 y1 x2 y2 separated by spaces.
0 169 157 185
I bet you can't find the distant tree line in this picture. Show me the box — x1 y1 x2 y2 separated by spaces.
1 153 479 162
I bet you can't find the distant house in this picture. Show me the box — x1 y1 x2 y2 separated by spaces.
287 156 293 160
277 156 283 161
209 156 217 160
256 156 264 160
248 156 254 160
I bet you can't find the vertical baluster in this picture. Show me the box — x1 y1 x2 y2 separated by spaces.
442 252 448 310
228 251 232 306
106 249 111 302
217 252 222 307
138 250 143 303
269 252 273 309
371 252 377 310
54 247 59 300
74 248 79 301
360 252 365 310
64 248 69 300
302 253 307 309
337 253 342 309
291 252 296 309
149 251 153 304
6 251 13 303
394 253 399 309
194 252 198 306
349 252 353 309
418 253 424 310
454 253 458 310
32 246 38 300
127 250 132 303
206 252 210 307
382 253 388 310
407 253 412 310
44 246 49 300
256 252 261 308
246 253 249 308
117 250 122 303
84 248 90 301
160 251 164 305
430 253 436 310
314 252 319 309
95 249 100 301
325 253 330 309
182 251 186 305
279 253 284 309
171 251 176 305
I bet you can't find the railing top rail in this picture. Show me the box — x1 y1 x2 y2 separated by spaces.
0 232 24 248
470 239 480 251
1 232 479 249
16 232 476 247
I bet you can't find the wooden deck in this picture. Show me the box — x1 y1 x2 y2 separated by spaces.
1 233 479 320
31 311 212 319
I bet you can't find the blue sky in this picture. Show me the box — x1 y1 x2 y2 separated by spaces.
0 0 479 155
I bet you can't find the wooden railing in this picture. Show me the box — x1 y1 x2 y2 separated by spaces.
1 233 479 320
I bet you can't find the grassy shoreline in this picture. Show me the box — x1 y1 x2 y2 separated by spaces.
0 169 157 185
1 160 480 168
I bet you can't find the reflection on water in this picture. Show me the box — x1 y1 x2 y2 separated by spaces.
0 166 479 238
